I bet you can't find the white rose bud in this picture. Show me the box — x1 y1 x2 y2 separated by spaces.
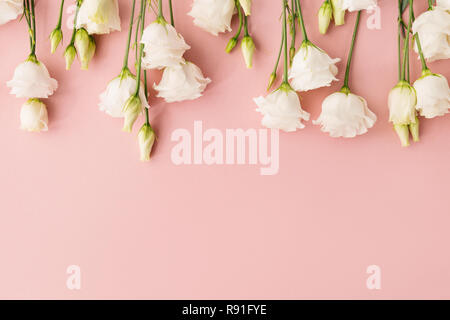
7 56 58 99
413 70 450 119
138 124 156 162
50 28 63 54
75 28 96 70
254 83 310 132
241 36 256 69
239 0 252 16
318 0 333 34
289 41 340 92
0 0 22 26
122 95 143 133
76 0 121 35
20 99 48 132
64 45 77 70
188 0 235 36
331 0 346 26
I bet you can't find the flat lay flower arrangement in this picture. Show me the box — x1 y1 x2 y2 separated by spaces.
1 0 449 161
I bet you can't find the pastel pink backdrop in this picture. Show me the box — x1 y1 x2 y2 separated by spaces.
0 0 449 299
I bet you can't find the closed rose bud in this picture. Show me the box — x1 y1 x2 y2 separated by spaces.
64 44 77 70
318 0 333 34
75 28 96 70
409 117 420 142
394 124 410 147
122 95 143 132
267 72 277 92
225 37 238 53
20 99 48 132
50 28 63 54
331 0 346 26
138 124 156 162
241 36 255 69
239 0 252 16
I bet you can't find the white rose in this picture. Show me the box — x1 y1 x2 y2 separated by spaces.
76 0 121 35
388 81 417 125
141 19 191 70
342 0 378 11
437 0 450 11
154 61 211 103
289 41 340 92
99 68 149 118
0 0 22 25
412 7 450 62
413 71 450 119
20 99 48 132
7 58 58 99
188 0 235 36
254 83 310 132
313 91 377 138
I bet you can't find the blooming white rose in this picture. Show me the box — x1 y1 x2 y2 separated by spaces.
313 91 377 138
437 0 450 11
412 7 450 62
289 41 340 92
7 58 58 99
154 61 211 103
239 0 252 16
342 0 378 11
138 124 156 162
188 0 235 36
20 99 48 132
413 71 450 119
0 0 22 25
99 68 149 118
76 0 121 35
141 19 191 70
254 83 310 132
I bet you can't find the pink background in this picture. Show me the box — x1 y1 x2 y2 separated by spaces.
0 0 450 299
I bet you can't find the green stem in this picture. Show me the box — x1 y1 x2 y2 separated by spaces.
343 11 361 89
70 1 81 44
123 0 137 70
282 0 288 83
401 0 412 81
290 0 297 55
233 1 243 39
158 0 163 19
428 0 433 10
168 0 174 26
243 14 249 36
272 26 285 75
144 71 150 126
135 0 146 96
23 0 33 52
414 33 428 71
56 0 65 28
295 0 308 42
397 0 402 81
30 0 36 55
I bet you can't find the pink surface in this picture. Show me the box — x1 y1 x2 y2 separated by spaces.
0 0 450 299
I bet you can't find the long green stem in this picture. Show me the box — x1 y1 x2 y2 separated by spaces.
295 0 308 42
168 0 174 26
290 0 297 58
70 1 81 44
233 1 244 39
401 0 412 81
135 0 146 95
343 11 361 89
30 0 36 55
428 0 433 10
273 27 285 75
414 34 428 71
282 0 288 83
243 14 249 36
56 0 65 28
23 0 33 53
123 0 137 70
144 71 150 126
397 0 403 81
